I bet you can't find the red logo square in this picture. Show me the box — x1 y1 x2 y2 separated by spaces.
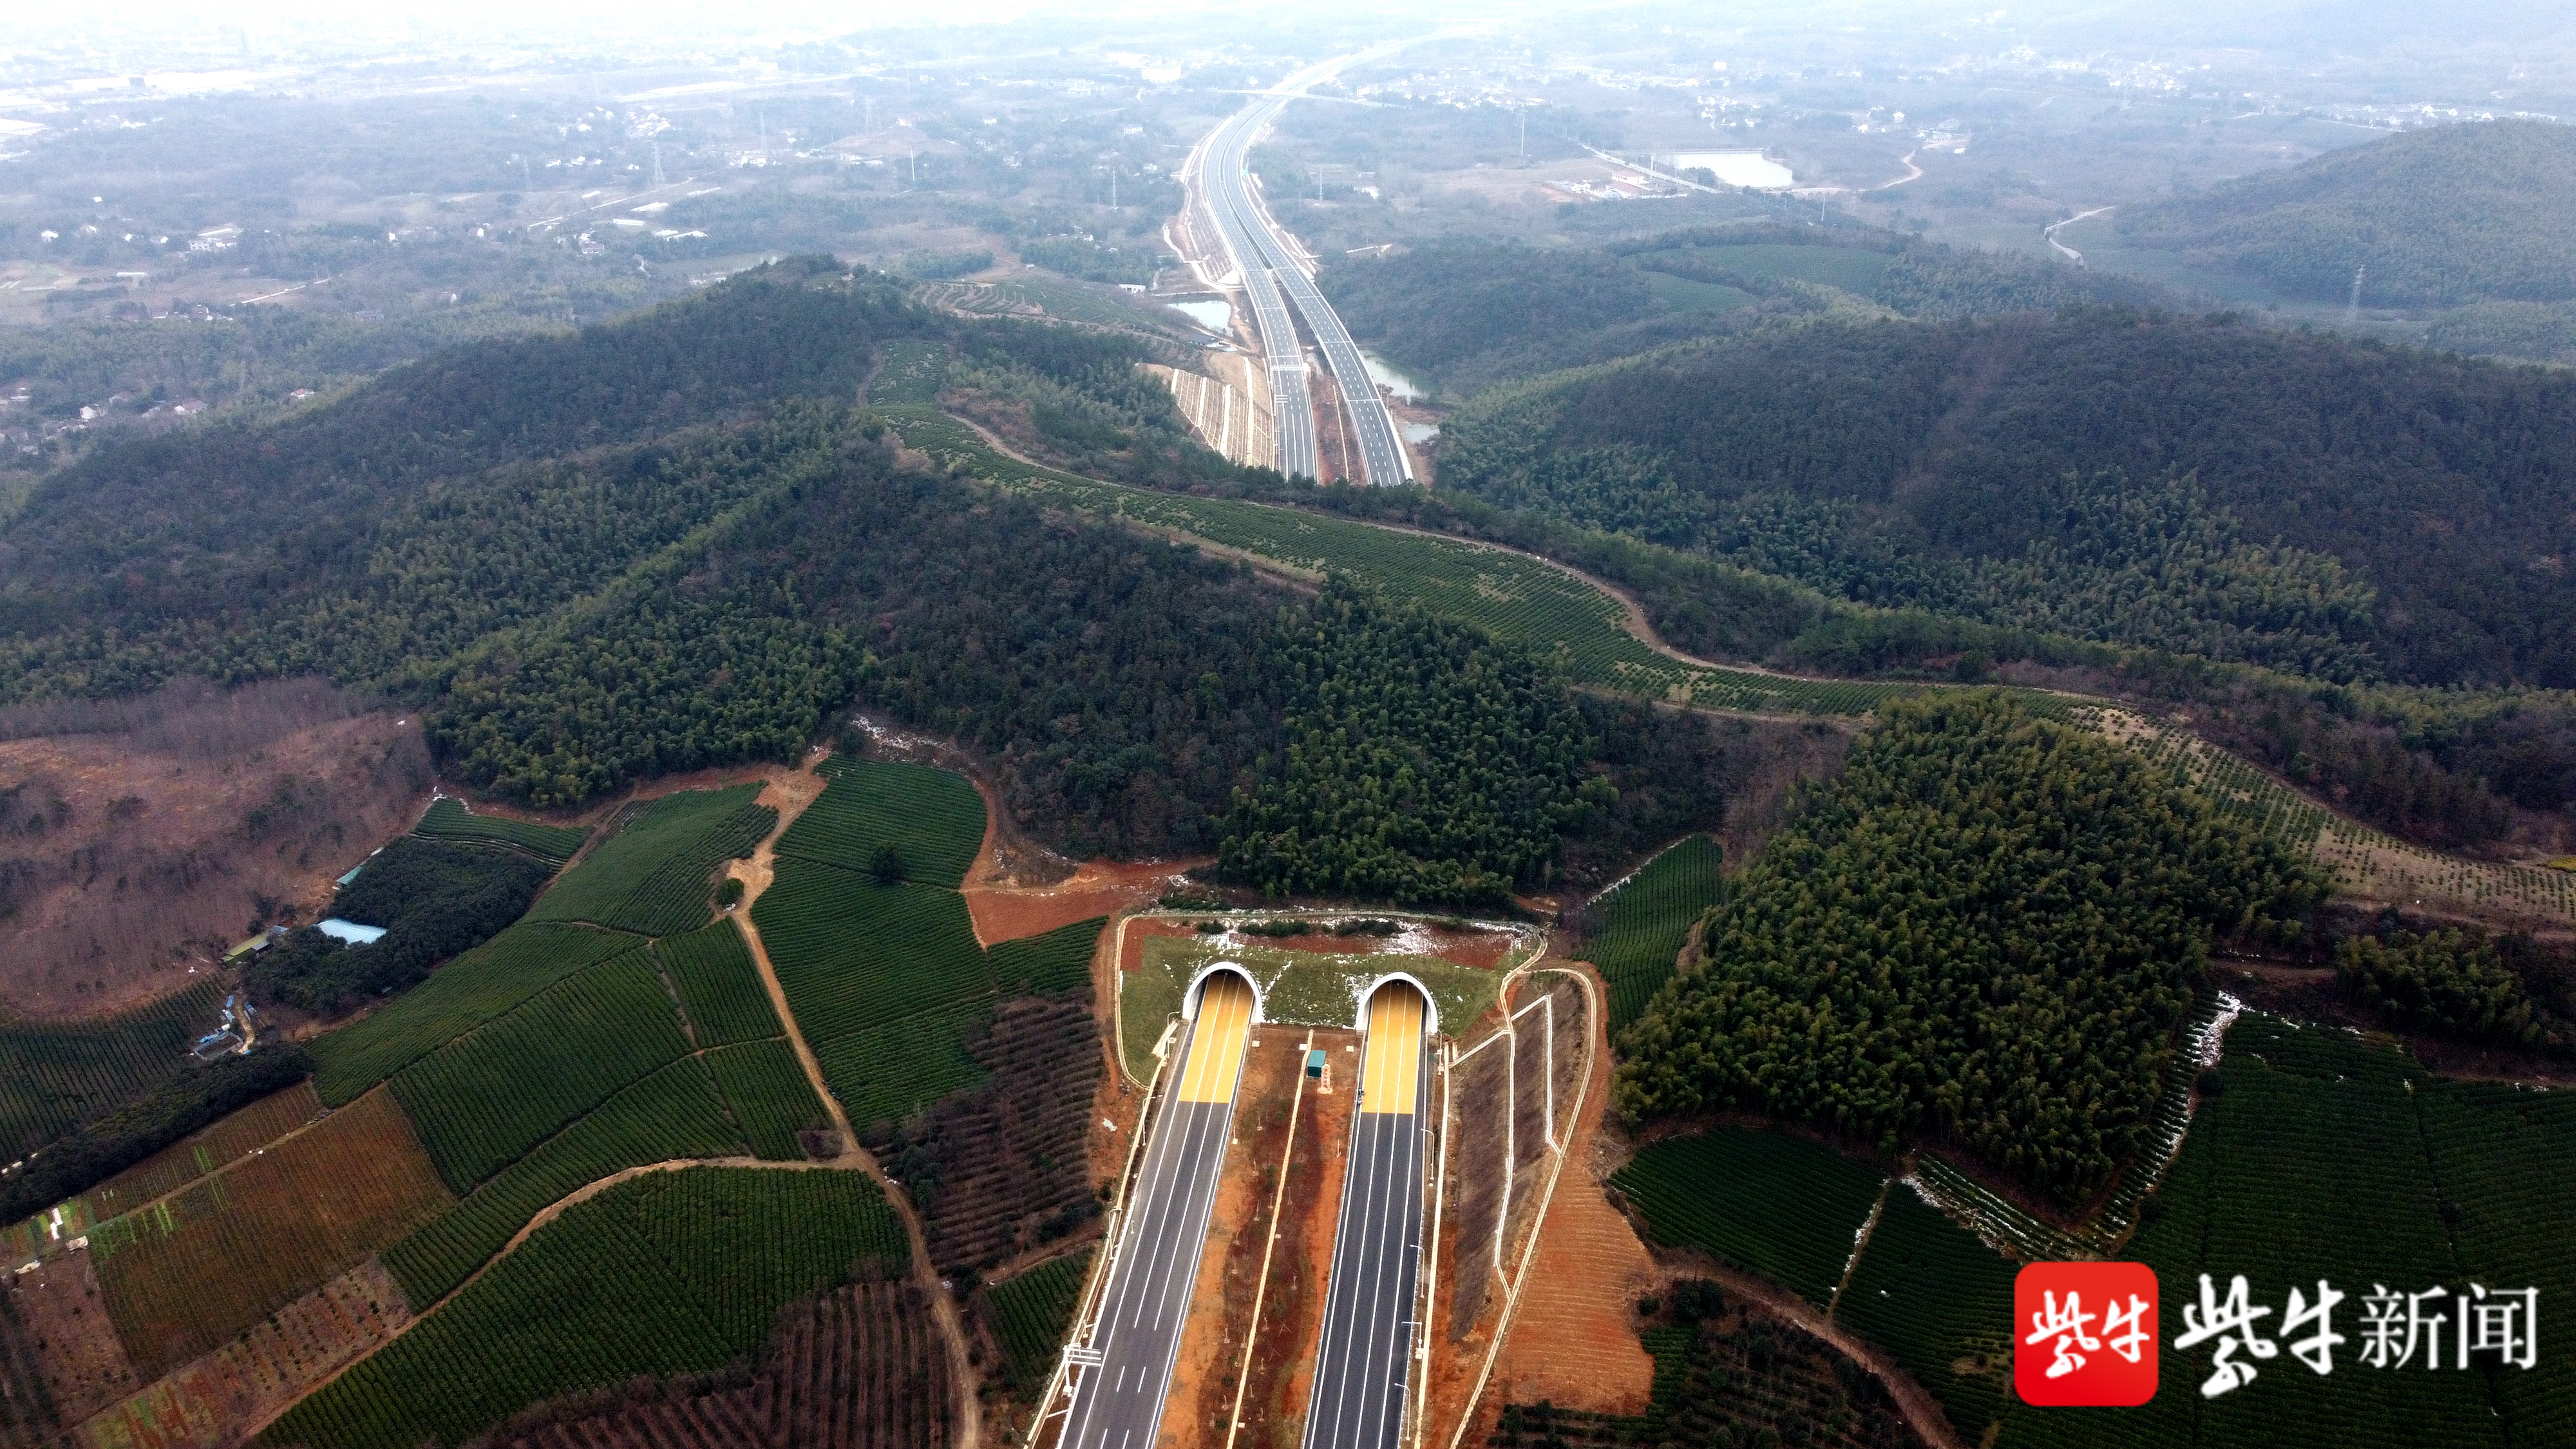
2014 1262 2159 1406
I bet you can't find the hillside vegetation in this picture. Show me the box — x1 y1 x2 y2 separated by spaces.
1319 223 2166 395
2117 119 2576 307
1617 693 2325 1202
1440 309 2576 692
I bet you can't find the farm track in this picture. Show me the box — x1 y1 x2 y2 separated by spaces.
242 758 985 1449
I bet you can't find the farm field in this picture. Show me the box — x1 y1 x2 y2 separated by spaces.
981 1248 1091 1390
985 916 1106 999
1611 1127 1885 1309
90 1089 452 1376
887 997 1101 1275
386 950 694 1192
656 919 784 1048
1993 1016 2565 1449
263 1167 911 1449
0 979 229 1162
309 923 646 1105
705 1039 833 1161
528 786 775 938
383 1057 745 1306
491 1275 956 1449
410 798 587 867
1832 1189 2015 1444
1492 1299 1928 1449
71 1079 325 1227
1619 1016 2576 1449
773 757 987 887
1582 835 1725 1030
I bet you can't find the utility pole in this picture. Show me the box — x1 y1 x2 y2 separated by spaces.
2345 265 2367 327
651 142 665 187
1519 110 1527 160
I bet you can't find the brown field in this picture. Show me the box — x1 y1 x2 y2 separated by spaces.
79 1081 325 1224
900 997 1104 1277
73 1258 412 1449
0 677 434 1018
495 1276 954 1449
93 1086 453 1375
1477 973 1654 1425
963 860 1186 948
1 1242 142 1432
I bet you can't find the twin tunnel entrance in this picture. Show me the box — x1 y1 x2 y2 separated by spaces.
1065 967 1436 1449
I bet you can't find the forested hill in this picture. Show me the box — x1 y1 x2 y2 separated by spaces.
1438 308 2576 690
2117 119 2576 307
1318 223 2168 397
0 257 920 641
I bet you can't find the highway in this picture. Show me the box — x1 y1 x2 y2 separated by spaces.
1063 973 1255 1449
1197 97 1321 481
1191 82 1412 485
1301 983 1430 1449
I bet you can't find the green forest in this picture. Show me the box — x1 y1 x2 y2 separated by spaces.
1437 308 2576 691
2116 120 2576 307
1617 693 2326 1202
1317 222 2167 397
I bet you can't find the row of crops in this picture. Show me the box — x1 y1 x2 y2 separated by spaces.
88 1088 454 1376
263 1167 911 1449
774 757 987 887
0 977 228 1162
309 923 645 1104
409 797 588 867
1617 1018 2576 1449
529 784 776 937
1581 835 1726 1032
981 1248 1092 1390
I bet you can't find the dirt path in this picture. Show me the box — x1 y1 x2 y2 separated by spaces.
726 754 985 1449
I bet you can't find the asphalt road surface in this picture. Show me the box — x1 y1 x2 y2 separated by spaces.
1302 983 1430 1449
1200 99 1321 482
1063 974 1256 1449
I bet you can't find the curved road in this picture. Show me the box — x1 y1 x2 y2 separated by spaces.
1193 75 1412 485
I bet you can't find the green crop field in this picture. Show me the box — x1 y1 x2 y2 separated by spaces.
811 996 995 1135
1611 1128 1886 1308
529 785 775 937
0 978 227 1162
1994 1016 2567 1449
752 857 998 1132
264 1166 909 1449
388 952 693 1192
1584 836 1725 1030
381 1057 744 1307
984 1248 1092 1388
705 1039 832 1160
409 797 587 867
1834 1189 2016 1444
753 862 994 1046
775 757 987 887
310 924 645 1105
867 337 951 404
989 916 1108 999
655 918 784 1048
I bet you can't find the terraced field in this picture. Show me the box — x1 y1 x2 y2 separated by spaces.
529 785 776 937
264 1167 911 1449
1582 836 1725 1030
410 798 587 867
310 923 647 1104
775 757 987 887
0 979 228 1162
